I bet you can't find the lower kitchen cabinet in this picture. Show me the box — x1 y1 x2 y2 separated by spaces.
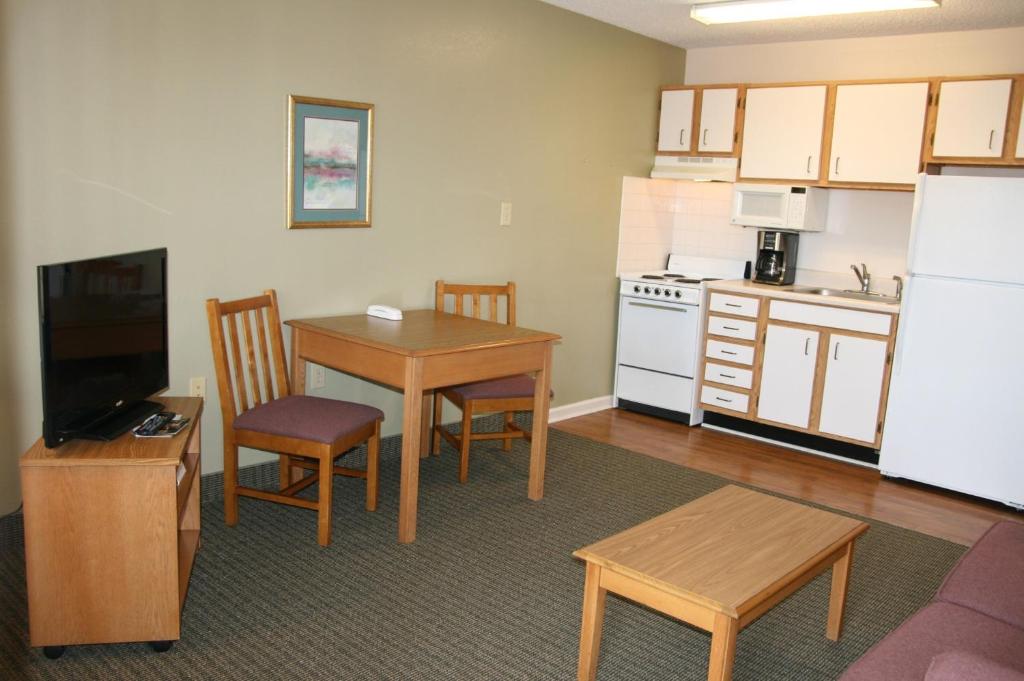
699 288 898 449
818 334 889 443
757 325 819 429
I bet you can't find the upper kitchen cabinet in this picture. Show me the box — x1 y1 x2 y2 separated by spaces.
739 85 827 182
657 85 741 156
927 78 1013 161
657 88 696 153
828 81 931 186
697 87 740 155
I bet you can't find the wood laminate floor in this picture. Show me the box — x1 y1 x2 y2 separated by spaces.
552 408 1020 546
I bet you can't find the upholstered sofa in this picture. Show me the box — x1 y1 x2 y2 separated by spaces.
840 520 1024 681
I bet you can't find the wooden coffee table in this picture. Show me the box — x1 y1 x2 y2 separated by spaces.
573 485 868 681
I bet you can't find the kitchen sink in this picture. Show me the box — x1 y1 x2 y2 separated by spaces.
791 287 900 303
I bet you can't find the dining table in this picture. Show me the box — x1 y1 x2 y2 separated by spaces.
285 309 561 543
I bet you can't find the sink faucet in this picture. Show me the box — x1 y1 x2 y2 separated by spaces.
893 275 904 301
851 263 870 293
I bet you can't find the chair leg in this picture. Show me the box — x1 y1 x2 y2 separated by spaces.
458 404 473 484
316 453 333 547
432 392 443 456
278 454 291 490
366 421 380 512
503 411 515 451
224 440 239 526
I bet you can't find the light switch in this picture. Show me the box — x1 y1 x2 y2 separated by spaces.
499 201 512 226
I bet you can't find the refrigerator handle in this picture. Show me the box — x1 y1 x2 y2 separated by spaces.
890 278 914 376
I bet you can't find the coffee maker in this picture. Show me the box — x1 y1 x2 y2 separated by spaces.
753 231 799 285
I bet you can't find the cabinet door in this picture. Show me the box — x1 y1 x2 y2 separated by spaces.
658 89 695 152
829 82 929 185
818 335 888 443
740 85 827 181
757 324 819 429
932 79 1012 158
697 88 738 153
1017 106 1024 159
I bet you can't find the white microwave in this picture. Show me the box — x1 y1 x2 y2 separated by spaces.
730 183 828 232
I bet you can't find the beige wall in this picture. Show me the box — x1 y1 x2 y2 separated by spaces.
0 0 685 513
685 26 1024 84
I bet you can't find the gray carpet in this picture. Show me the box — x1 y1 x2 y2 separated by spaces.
0 424 965 680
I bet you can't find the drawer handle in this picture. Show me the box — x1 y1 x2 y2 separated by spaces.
724 302 742 308
715 396 733 403
721 350 737 356
722 325 740 331
719 373 736 379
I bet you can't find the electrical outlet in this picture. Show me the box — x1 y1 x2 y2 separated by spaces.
189 377 206 398
310 364 326 389
499 201 512 226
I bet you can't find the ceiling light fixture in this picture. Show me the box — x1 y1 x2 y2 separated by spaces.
690 0 940 25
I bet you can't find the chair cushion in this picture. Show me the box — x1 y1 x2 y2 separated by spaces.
838 602 1024 681
936 520 1024 629
448 374 551 400
233 395 383 444
926 651 1024 681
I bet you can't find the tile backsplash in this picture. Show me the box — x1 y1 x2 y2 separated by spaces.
616 176 756 274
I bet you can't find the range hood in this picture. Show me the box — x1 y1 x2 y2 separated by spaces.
651 156 738 182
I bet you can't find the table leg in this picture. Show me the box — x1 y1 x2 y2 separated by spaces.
286 330 307 485
528 341 553 501
577 562 607 681
707 612 738 681
827 540 855 641
420 390 434 458
398 357 424 543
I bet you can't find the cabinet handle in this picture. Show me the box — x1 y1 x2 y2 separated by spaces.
721 350 737 356
834 156 841 175
719 373 736 379
724 302 742 308
804 338 810 355
680 128 686 146
723 325 740 331
715 396 733 403
989 129 995 150
806 155 812 174
702 128 709 146
834 342 840 361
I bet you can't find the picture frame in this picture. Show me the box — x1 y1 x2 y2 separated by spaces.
286 95 374 229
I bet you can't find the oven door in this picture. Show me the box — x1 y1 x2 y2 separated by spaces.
617 295 699 377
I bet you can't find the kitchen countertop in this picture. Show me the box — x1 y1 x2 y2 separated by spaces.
707 279 902 313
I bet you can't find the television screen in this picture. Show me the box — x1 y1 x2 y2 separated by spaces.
37 248 169 447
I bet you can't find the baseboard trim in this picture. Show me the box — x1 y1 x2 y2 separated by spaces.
548 395 613 423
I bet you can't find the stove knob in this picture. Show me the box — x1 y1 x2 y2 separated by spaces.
664 289 672 297
633 285 641 293
653 288 661 295
674 290 682 298
643 286 651 294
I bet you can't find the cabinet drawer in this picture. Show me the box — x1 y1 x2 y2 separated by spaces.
709 293 759 318
704 362 753 389
707 315 757 341
706 339 755 365
701 386 750 413
769 300 892 335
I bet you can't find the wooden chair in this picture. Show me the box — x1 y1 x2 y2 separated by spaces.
206 289 382 546
431 281 546 483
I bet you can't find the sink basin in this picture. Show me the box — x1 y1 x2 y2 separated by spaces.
791 287 899 303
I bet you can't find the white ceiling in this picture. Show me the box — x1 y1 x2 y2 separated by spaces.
538 0 1024 48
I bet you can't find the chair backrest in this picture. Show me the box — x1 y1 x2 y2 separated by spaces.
206 289 291 427
435 281 516 326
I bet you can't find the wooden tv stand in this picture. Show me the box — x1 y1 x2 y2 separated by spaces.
19 397 203 657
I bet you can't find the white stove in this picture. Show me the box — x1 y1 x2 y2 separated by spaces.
614 255 748 426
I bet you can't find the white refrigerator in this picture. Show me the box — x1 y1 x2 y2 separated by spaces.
880 174 1024 509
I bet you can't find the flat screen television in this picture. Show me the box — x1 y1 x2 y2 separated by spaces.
37 248 169 448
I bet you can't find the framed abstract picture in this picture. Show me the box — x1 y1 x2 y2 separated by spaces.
286 95 374 228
